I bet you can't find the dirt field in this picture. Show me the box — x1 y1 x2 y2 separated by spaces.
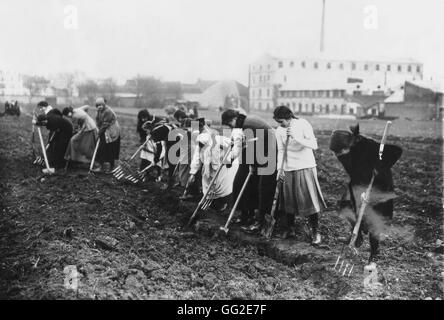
0 112 442 300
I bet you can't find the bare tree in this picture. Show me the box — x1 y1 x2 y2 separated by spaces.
127 75 162 107
164 82 183 100
78 79 99 105
99 78 118 104
61 73 76 97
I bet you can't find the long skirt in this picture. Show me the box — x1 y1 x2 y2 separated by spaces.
279 167 327 218
64 130 97 163
96 133 120 166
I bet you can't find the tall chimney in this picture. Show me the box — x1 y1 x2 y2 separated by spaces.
320 0 326 53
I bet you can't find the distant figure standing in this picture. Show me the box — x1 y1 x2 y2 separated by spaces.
93 97 121 173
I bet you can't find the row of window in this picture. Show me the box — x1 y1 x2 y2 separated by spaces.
285 102 355 114
251 61 422 73
278 61 420 73
253 101 356 115
280 90 345 98
252 74 271 84
251 88 271 98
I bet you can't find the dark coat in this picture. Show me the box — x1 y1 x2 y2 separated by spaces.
233 114 277 221
44 114 73 168
331 125 402 232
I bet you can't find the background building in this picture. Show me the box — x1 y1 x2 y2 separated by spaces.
249 53 423 117
384 81 443 120
0 70 27 96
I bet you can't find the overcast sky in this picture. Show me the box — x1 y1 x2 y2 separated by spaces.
0 0 443 85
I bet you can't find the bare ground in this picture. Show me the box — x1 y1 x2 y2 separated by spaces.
0 114 442 300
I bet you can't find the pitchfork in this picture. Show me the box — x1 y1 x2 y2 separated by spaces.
333 121 392 277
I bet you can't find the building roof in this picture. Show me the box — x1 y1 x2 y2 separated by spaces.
406 80 443 93
384 88 404 103
347 94 387 109
257 53 422 65
196 80 248 109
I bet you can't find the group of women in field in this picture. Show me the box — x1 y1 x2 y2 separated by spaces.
33 99 327 243
136 105 327 243
32 98 121 173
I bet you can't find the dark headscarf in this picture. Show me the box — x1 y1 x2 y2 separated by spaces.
62 106 74 116
37 101 49 108
329 130 354 153
173 109 187 121
273 105 297 120
221 109 239 126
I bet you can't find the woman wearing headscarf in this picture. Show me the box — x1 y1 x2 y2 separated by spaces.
273 105 326 243
93 97 121 173
63 105 98 165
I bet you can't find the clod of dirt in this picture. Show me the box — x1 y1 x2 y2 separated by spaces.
94 236 119 251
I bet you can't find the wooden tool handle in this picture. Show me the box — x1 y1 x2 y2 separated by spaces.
89 138 101 172
349 121 391 247
37 127 51 170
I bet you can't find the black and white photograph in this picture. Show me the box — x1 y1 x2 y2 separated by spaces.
0 0 442 304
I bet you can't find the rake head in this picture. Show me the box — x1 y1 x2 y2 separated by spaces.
33 156 45 166
112 165 143 184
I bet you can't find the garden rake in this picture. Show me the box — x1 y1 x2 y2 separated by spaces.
186 140 235 227
114 162 156 184
333 121 392 277
186 137 258 226
112 135 150 182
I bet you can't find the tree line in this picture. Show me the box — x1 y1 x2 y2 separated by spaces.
22 74 183 108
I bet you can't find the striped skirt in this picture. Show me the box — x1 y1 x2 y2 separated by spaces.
279 167 327 217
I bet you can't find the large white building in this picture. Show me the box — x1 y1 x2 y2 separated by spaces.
249 54 423 114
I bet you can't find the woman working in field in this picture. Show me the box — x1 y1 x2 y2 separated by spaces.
273 106 326 244
63 105 98 166
93 98 121 173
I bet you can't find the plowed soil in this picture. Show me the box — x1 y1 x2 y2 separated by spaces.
0 113 442 300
